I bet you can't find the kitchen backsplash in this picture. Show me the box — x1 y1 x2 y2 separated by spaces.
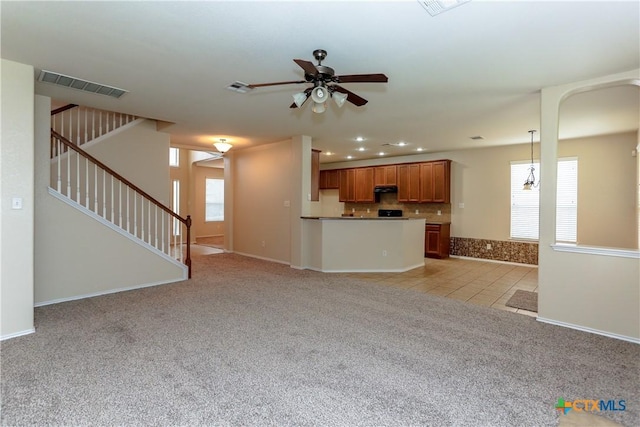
343 192 451 223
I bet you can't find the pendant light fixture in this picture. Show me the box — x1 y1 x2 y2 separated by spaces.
523 130 538 190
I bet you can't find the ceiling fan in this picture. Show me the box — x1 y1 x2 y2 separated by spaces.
248 49 388 112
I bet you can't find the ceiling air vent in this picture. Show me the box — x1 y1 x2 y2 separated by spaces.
418 0 471 16
37 70 128 99
470 135 484 140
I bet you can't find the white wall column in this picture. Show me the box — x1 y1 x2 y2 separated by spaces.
538 69 640 342
290 135 312 269
1 59 35 339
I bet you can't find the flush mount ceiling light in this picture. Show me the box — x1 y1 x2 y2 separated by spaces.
523 130 539 191
417 0 471 16
213 138 232 154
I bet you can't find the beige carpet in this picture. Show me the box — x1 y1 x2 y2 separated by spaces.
1 253 637 426
506 289 538 312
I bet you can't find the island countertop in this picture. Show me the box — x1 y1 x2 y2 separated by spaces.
301 216 449 225
301 216 422 220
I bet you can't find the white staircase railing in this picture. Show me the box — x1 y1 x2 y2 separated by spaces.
49 122 192 278
51 104 138 148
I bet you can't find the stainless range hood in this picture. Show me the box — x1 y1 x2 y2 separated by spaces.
373 185 398 193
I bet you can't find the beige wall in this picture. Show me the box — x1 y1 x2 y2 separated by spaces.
231 139 295 263
323 132 638 248
1 59 35 339
562 132 638 248
85 119 170 204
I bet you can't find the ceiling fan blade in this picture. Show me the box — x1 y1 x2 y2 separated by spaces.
248 80 306 88
290 88 312 108
332 85 368 107
335 73 388 83
293 59 318 77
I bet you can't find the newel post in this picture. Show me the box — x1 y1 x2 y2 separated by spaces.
186 215 192 278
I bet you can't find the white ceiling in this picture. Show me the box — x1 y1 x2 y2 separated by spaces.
2 1 638 163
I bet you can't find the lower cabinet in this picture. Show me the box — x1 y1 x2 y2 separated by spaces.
425 223 450 259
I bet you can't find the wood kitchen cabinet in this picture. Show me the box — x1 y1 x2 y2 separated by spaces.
311 149 321 201
338 169 356 202
420 160 451 203
319 169 339 189
374 165 397 186
397 164 421 202
425 223 450 259
355 167 375 202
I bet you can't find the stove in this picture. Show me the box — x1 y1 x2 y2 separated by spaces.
378 209 403 217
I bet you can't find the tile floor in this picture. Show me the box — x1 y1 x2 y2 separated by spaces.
342 257 538 317
191 245 538 317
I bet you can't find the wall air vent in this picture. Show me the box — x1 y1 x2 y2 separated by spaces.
226 81 253 94
37 70 128 99
418 0 471 16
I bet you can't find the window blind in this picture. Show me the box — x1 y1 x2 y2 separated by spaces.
510 158 577 242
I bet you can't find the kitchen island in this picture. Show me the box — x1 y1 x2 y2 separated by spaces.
301 216 426 273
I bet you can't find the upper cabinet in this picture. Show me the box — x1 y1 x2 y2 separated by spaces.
332 160 451 204
397 164 421 202
319 169 339 189
400 160 451 203
311 149 321 201
374 165 397 186
355 167 375 203
431 160 451 203
338 169 356 202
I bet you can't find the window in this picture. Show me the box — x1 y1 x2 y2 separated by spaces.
510 158 577 242
205 178 224 221
172 179 180 236
169 147 179 167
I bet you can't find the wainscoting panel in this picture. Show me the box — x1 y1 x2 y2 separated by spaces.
450 237 538 265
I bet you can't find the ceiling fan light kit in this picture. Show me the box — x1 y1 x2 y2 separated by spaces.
248 49 388 114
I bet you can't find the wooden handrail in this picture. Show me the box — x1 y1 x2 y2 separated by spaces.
51 104 78 116
51 129 192 278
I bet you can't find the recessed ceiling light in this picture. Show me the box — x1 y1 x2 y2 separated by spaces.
355 136 365 142
357 147 366 152
378 152 385 156
397 141 407 146
324 151 334 156
346 155 353 159
417 147 424 152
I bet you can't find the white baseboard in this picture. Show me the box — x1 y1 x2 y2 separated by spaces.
300 262 425 274
34 277 187 308
537 317 639 344
232 251 290 266
449 255 538 268
1 328 36 341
